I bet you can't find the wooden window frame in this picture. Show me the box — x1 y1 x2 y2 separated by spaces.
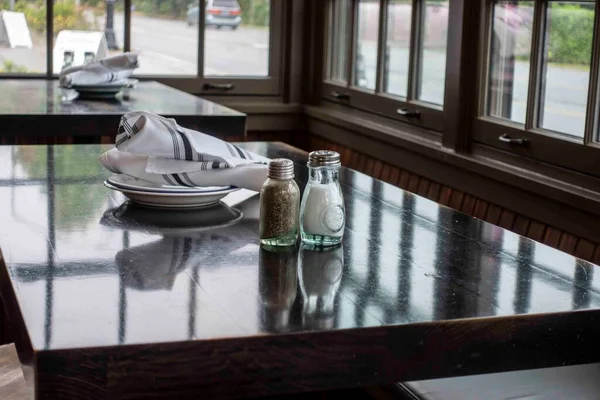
0 0 286 97
472 0 600 178
321 0 446 132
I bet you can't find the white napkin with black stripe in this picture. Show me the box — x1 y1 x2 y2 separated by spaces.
100 111 270 191
59 53 138 87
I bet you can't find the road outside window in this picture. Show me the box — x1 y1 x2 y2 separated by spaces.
203 0 270 76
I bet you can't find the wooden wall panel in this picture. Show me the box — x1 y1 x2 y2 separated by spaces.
305 134 600 265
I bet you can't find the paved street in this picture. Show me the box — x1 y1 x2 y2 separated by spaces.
0 13 589 137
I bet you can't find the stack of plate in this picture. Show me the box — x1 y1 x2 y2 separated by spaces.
67 79 138 99
105 174 239 209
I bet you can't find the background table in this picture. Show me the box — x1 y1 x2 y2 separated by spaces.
1 142 600 399
0 80 245 143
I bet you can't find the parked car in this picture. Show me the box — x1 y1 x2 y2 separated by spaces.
187 0 242 30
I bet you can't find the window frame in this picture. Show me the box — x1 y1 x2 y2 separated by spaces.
320 0 446 132
472 0 600 177
0 0 285 97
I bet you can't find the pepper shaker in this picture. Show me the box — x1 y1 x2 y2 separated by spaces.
259 159 300 246
299 150 345 246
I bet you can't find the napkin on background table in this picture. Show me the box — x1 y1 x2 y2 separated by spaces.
59 53 139 87
100 111 270 191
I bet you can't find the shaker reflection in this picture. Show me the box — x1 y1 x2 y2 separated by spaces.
299 244 343 329
258 245 298 333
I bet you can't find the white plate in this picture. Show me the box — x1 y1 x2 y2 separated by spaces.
69 78 138 91
107 174 233 194
104 181 239 209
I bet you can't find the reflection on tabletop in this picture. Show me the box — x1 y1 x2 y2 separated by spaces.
258 244 345 333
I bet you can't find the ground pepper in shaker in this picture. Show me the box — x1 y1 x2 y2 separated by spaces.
300 150 345 246
259 159 300 246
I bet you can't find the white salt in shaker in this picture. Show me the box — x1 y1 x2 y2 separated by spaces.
299 150 345 246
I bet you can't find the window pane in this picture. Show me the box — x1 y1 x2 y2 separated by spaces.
328 0 349 83
131 0 196 75
0 0 46 73
487 1 534 124
204 0 270 76
354 0 379 90
539 2 594 137
418 0 449 105
383 0 412 98
53 0 124 74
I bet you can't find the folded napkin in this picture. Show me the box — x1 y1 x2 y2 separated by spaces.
100 111 270 191
59 52 138 87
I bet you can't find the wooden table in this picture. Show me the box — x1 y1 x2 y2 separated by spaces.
0 80 245 142
1 142 599 399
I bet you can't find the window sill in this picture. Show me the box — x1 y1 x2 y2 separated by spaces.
305 103 600 240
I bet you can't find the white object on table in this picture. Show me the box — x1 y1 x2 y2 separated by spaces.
100 111 269 192
59 51 138 87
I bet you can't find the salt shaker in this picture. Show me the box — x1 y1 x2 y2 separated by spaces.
259 159 300 246
300 150 345 246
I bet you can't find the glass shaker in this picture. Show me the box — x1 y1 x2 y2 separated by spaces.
259 159 300 247
300 150 345 246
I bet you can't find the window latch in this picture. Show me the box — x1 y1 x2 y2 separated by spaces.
203 83 235 91
397 108 420 118
499 134 528 145
331 91 350 100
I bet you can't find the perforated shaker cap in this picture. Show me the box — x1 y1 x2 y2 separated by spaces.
307 150 341 168
268 158 295 179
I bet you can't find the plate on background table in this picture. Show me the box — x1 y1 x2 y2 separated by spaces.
66 79 138 98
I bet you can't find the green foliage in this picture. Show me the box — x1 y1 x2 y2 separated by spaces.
546 4 594 65
0 0 93 34
134 0 190 18
0 60 28 72
238 0 269 26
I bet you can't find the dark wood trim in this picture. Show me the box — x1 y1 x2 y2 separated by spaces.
31 310 600 399
46 0 53 77
124 0 132 52
442 0 479 152
305 105 600 245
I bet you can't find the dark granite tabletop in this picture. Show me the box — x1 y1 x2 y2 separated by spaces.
1 142 599 399
0 80 245 139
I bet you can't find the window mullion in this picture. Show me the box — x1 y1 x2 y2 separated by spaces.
346 0 358 88
375 0 387 93
406 0 421 101
124 0 131 52
583 0 600 144
46 0 53 77
198 0 206 77
525 0 546 131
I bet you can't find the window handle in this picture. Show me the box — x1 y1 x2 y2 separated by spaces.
397 108 420 118
331 91 350 100
203 83 235 91
499 134 528 145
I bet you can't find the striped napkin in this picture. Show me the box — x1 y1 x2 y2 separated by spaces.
100 111 270 191
59 53 138 87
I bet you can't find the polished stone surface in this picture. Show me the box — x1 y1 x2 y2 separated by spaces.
0 80 242 116
0 80 245 138
1 143 600 397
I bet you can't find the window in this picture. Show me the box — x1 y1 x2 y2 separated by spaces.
323 0 450 131
474 0 600 176
0 0 47 73
0 0 283 95
323 0 600 181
